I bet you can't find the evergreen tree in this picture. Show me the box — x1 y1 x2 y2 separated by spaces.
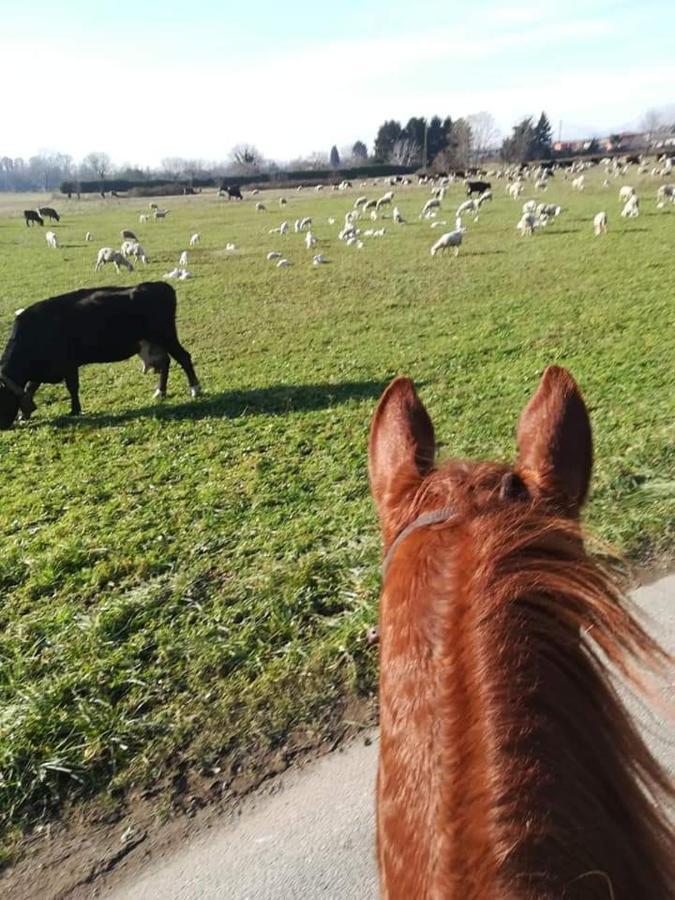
501 117 535 163
329 145 341 168
373 120 403 162
533 112 553 159
352 140 368 160
427 116 451 163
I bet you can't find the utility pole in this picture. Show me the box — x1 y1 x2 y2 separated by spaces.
558 120 563 143
423 123 428 169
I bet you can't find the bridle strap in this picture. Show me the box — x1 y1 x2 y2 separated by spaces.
0 369 37 415
382 505 456 579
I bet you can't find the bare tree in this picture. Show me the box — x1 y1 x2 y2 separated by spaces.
228 144 264 174
466 112 499 162
81 152 112 182
389 137 420 165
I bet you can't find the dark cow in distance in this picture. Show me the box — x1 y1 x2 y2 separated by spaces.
38 206 60 222
24 210 44 226
466 179 491 197
219 183 243 200
0 282 201 429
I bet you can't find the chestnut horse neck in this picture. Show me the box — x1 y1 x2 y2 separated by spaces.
378 493 675 900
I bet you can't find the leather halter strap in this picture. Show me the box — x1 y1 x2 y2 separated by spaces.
0 369 37 415
382 505 456 579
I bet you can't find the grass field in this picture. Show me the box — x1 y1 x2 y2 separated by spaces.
0 172 673 855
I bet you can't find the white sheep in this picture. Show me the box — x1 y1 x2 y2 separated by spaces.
121 240 148 264
179 250 189 267
84 231 93 241
430 224 464 257
516 213 538 236
267 251 282 260
139 214 149 224
571 176 585 191
375 190 394 210
618 186 635 202
456 198 481 218
354 196 368 208
95 247 133 272
189 233 200 246
45 231 58 248
621 195 639 218
656 184 674 205
393 206 405 224
508 182 524 199
522 200 537 214
312 254 327 266
163 267 192 280
269 221 289 235
421 197 441 218
298 216 312 231
226 242 237 251
304 231 317 249
153 208 168 219
593 212 608 236
276 258 291 267
327 217 336 225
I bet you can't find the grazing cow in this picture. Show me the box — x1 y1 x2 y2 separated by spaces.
38 207 60 223
466 179 491 197
219 184 243 200
0 282 201 429
24 210 44 227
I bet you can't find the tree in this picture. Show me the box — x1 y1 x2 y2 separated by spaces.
641 109 662 134
532 112 553 160
373 120 403 162
228 144 264 173
426 116 451 165
447 118 472 168
501 117 535 163
329 145 341 168
352 140 368 160
81 152 112 183
389 137 420 166
466 112 499 161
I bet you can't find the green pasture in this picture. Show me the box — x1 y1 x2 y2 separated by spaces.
0 171 673 854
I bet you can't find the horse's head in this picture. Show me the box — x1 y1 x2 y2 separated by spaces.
369 366 592 549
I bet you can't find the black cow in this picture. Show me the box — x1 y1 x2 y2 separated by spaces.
466 180 491 197
0 282 201 429
38 207 61 222
24 210 44 226
219 184 243 200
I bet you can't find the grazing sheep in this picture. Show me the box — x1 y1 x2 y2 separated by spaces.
298 216 312 231
153 208 168 219
420 197 441 218
226 243 237 251
621 195 640 218
456 198 481 218
327 217 336 225
312 254 327 265
593 211 608 236
479 189 492 203
189 233 200 246
393 206 405 224
256 202 266 212
522 200 537 214
516 213 538 236
163 267 192 280
267 251 282 260
276 258 291 267
354 196 368 208
84 231 93 241
45 231 59 248
430 223 464 257
507 182 523 199
656 184 674 204
95 247 134 272
121 241 148 264
121 229 138 241
571 175 585 191
537 203 562 218
619 185 635 202
269 221 289 235
179 250 189 267
375 190 394 211
139 214 149 224
304 231 317 249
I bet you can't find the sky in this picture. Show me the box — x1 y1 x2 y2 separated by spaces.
2 0 674 167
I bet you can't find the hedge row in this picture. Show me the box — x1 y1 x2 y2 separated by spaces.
59 165 418 196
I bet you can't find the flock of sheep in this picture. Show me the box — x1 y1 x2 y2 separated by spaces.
29 154 675 277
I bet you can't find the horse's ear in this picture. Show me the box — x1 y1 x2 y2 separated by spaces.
516 366 593 512
369 377 435 522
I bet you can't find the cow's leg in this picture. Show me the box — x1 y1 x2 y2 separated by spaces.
153 359 170 400
18 381 41 421
65 368 81 415
163 338 201 397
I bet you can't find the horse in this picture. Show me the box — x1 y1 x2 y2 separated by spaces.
369 366 674 899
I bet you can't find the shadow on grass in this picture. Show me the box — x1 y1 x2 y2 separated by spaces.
49 379 390 428
537 228 581 236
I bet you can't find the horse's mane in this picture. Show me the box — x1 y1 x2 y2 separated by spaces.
386 463 674 898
